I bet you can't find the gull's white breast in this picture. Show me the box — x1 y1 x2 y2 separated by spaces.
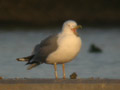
46 33 82 64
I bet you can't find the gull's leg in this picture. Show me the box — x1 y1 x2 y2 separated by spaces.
62 64 66 79
54 63 58 79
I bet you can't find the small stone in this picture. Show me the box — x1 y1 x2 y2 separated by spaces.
0 76 3 80
70 72 77 79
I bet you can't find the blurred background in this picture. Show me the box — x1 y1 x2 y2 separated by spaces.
0 0 120 79
0 0 120 27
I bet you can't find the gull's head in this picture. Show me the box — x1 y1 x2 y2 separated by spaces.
62 20 82 36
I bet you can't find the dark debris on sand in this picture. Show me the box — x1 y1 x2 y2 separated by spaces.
89 44 102 53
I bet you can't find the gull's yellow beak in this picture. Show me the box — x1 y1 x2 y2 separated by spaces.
72 25 82 36
74 25 82 29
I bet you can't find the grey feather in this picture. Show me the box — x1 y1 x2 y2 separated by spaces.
27 34 58 65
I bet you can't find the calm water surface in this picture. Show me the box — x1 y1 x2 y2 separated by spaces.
0 27 120 79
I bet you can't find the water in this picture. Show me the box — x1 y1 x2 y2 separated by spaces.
0 27 120 79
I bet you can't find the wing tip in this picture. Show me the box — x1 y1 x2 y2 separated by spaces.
27 63 39 70
16 58 27 61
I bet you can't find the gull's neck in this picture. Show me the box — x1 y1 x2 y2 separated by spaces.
61 26 74 35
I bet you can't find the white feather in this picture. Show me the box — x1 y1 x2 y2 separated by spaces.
46 20 82 64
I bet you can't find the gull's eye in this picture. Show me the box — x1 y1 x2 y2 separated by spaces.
68 24 71 27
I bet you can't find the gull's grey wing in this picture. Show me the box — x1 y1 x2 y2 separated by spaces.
27 34 58 64
32 44 41 55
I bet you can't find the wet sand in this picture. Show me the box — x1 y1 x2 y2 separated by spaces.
0 78 120 90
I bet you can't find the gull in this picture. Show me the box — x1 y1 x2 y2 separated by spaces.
17 20 82 79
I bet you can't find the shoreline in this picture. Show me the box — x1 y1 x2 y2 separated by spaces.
0 78 120 90
0 78 120 84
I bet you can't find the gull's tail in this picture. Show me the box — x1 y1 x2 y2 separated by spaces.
16 55 34 62
27 63 39 70
16 55 41 70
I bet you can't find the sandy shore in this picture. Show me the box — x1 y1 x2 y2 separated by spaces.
0 78 120 90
